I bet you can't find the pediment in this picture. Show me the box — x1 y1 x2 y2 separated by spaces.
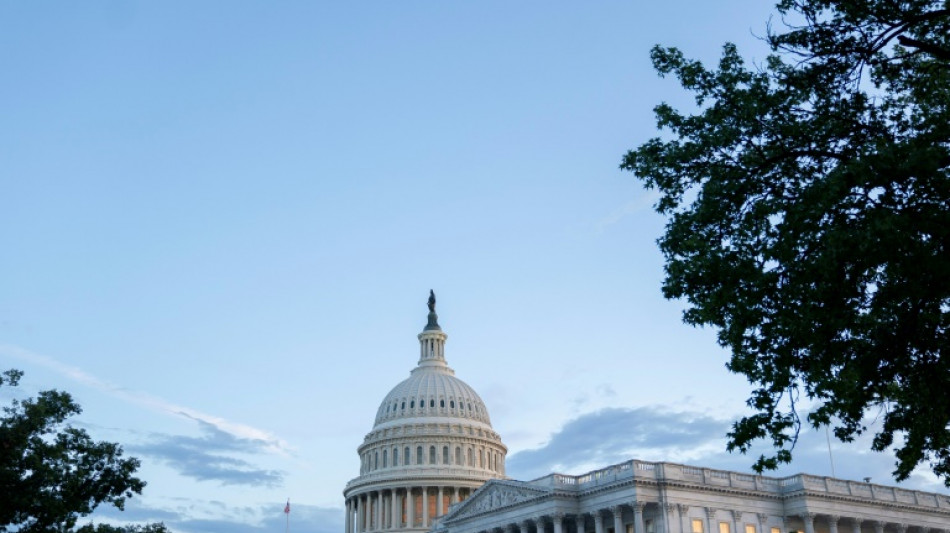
448 480 551 521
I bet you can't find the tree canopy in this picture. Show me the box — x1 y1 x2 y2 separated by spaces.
622 0 949 484
0 369 148 532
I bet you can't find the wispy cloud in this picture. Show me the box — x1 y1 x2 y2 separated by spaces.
0 345 290 455
132 416 285 487
594 191 660 233
506 406 948 494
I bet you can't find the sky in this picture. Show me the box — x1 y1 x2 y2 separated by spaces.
1 2 946 533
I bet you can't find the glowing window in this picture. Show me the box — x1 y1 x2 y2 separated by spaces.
720 523 730 533
692 520 704 533
746 526 756 533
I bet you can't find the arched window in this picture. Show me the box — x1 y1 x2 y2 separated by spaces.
393 447 399 467
467 448 473 466
450 400 455 409
429 446 436 464
455 447 462 465
442 446 449 464
383 450 388 468
404 447 410 465
479 449 484 468
374 451 378 470
440 399 445 408
417 446 423 465
401 402 406 410
430 399 435 408
410 400 415 408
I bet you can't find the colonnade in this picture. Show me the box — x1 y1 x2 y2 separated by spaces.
345 485 474 533
463 504 948 533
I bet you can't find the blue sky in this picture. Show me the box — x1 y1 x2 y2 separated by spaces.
2 3 946 533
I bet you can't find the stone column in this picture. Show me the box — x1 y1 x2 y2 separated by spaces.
633 503 646 533
705 508 717 533
390 490 398 529
451 487 459 505
801 514 816 533
576 514 587 533
828 516 840 533
438 486 444 517
612 507 624 533
757 514 768 533
406 488 415 528
731 510 741 533
873 522 884 533
506 523 517 533
594 511 605 533
377 492 384 531
553 513 565 533
851 519 862 533
423 487 430 528
358 495 365 533
345 499 352 533
678 505 690 533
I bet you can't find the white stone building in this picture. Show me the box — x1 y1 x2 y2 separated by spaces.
345 296 950 533
343 293 508 533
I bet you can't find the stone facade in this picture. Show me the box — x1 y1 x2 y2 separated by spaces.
432 459 950 533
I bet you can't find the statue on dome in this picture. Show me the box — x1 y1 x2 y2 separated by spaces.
428 290 436 312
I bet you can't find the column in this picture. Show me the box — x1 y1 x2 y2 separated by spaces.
705 508 717 533
731 510 741 533
507 523 518 533
553 513 565 533
376 492 383 531
633 503 646 533
346 499 352 533
612 506 624 533
851 519 863 533
666 504 676 533
451 487 459 505
407 488 415 528
358 495 365 533
828 516 840 533
679 505 691 533
438 486 445 517
576 514 587 533
801 514 816 533
389 490 397 529
873 522 884 533
423 487 430 528
757 514 768 533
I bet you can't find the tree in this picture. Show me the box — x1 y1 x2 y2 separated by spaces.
77 523 170 533
621 0 949 484
0 369 147 532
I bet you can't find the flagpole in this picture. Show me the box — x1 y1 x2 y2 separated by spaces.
285 498 290 533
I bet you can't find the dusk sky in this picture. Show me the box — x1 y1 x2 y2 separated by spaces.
2 3 946 533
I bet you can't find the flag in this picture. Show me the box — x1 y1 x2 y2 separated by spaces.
284 500 290 514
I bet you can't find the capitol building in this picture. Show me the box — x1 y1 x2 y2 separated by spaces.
343 295 950 533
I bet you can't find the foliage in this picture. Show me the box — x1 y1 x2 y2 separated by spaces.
77 523 169 533
0 369 147 532
621 0 949 483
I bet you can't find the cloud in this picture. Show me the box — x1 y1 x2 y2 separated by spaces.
0 345 290 455
132 416 285 487
88 499 342 533
505 406 949 494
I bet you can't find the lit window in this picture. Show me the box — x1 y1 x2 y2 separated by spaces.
692 520 704 533
746 526 756 533
771 528 780 533
720 523 730 533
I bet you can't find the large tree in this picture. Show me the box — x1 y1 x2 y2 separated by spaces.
622 0 949 484
0 369 147 532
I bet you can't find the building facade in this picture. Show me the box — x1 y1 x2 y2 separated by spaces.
343 294 508 533
433 460 950 533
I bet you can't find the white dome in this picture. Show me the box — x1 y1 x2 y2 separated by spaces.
373 365 492 428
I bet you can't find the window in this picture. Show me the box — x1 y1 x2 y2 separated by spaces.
382 450 388 468
429 446 436 464
770 528 780 533
430 399 435 407
401 402 405 410
467 448 473 466
450 400 455 408
746 526 756 533
374 452 378 470
479 449 484 468
455 447 462 465
692 520 704 533
440 399 445 407
720 523 730 533
393 447 399 467
404 447 410 465
443 446 449 464
410 400 415 408
416 446 423 465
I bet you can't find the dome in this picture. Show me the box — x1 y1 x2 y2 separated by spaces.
373 363 492 429
342 293 508 533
